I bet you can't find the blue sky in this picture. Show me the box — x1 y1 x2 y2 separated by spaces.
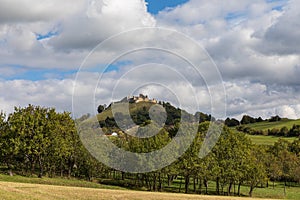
145 0 189 14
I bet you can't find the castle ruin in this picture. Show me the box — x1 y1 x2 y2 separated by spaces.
120 94 157 104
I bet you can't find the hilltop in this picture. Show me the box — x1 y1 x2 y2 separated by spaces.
96 95 212 136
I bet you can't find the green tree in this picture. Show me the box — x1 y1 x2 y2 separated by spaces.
224 118 240 127
8 105 51 177
97 105 105 114
246 146 267 197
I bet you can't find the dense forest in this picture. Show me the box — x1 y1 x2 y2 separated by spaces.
0 103 300 197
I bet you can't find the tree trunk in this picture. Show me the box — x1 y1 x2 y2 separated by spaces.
8 169 13 176
216 177 220 195
228 181 233 195
134 174 138 187
179 176 182 193
121 172 125 180
198 178 202 194
204 179 208 194
158 173 163 192
238 182 242 196
30 159 36 176
145 176 150 191
38 156 43 178
168 175 173 186
249 186 254 197
6 162 13 176
153 173 157 191
60 160 64 177
185 175 190 194
68 167 71 178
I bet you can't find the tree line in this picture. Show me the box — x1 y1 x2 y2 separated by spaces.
0 104 299 197
104 122 300 197
225 115 282 127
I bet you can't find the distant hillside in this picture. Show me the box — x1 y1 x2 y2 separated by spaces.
96 95 300 139
245 118 300 131
96 96 212 136
235 118 300 138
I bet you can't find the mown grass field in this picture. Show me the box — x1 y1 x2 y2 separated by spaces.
0 174 124 190
0 181 281 200
1 174 300 199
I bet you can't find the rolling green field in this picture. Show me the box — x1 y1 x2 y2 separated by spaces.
246 119 300 131
230 119 300 145
246 135 297 145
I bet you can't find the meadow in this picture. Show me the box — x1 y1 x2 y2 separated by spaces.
246 119 300 131
247 135 297 145
1 174 300 199
0 181 282 200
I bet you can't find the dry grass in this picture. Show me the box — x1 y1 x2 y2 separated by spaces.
0 181 278 200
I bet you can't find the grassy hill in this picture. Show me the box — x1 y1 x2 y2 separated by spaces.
246 135 297 145
96 101 157 122
245 119 300 131
232 119 300 145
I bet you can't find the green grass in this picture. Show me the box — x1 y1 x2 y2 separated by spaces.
246 119 300 131
161 177 300 199
0 174 125 190
0 174 300 199
229 119 300 145
96 101 157 121
246 135 297 145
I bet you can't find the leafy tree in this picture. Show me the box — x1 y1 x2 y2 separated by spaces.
224 118 240 127
7 105 51 177
289 139 300 155
240 115 256 125
269 115 281 122
246 146 267 197
97 105 105 114
289 125 300 137
194 112 211 123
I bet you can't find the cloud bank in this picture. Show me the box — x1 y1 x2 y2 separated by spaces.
0 0 299 119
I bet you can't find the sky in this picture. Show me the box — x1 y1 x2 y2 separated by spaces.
0 0 300 120
145 0 189 14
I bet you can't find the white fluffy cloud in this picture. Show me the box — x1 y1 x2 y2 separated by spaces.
0 0 86 24
0 79 74 114
0 0 155 69
48 0 155 51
